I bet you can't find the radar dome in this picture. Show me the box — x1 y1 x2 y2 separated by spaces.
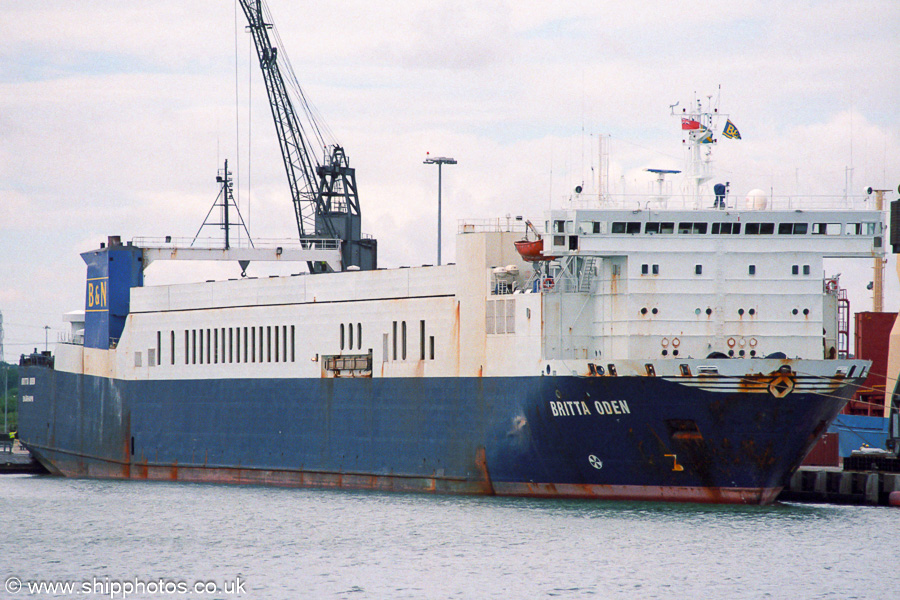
744 189 768 210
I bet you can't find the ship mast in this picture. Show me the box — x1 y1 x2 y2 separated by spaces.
676 95 726 208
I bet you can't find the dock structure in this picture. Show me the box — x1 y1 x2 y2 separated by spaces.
779 466 900 506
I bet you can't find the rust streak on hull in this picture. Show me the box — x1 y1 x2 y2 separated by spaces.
29 445 778 504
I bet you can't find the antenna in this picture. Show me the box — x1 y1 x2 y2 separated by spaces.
0 310 4 363
193 159 254 251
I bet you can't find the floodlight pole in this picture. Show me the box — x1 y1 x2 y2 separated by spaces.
423 156 457 266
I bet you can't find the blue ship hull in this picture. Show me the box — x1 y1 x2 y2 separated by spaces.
18 364 851 504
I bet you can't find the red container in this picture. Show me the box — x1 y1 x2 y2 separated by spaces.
845 312 898 417
802 432 840 467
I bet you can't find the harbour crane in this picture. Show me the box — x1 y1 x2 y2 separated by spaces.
238 0 377 272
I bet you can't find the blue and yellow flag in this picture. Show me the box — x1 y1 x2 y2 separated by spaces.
722 119 741 140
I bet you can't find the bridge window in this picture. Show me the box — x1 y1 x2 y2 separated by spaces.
812 223 841 235
612 222 642 234
712 222 741 234
779 223 808 234
645 222 675 234
749 265 756 275
745 223 775 234
678 222 708 234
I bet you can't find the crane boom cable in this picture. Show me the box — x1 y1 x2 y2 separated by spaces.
238 0 324 238
262 2 334 151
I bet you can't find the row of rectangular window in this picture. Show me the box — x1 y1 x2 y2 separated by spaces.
386 320 435 361
340 323 362 351
640 264 810 276
149 326 297 367
607 221 876 235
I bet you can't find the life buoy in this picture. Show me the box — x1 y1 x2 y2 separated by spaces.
727 337 736 348
825 279 838 293
541 277 555 291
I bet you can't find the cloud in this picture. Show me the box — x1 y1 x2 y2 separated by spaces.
1 0 898 362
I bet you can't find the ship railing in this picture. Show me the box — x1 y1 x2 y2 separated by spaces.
458 219 542 234
57 332 84 346
559 193 882 212
131 236 342 250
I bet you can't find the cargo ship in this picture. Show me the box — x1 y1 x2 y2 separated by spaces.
17 181 884 503
15 2 887 504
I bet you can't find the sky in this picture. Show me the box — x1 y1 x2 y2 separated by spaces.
1 0 898 361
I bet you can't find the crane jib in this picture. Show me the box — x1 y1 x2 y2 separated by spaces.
236 1 377 274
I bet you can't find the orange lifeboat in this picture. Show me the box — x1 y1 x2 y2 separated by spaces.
514 220 556 261
515 239 550 262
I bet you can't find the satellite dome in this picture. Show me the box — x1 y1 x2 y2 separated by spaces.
744 189 768 210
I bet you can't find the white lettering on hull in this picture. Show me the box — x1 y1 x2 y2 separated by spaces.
549 399 630 417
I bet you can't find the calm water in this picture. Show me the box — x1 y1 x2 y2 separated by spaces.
1 475 898 600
